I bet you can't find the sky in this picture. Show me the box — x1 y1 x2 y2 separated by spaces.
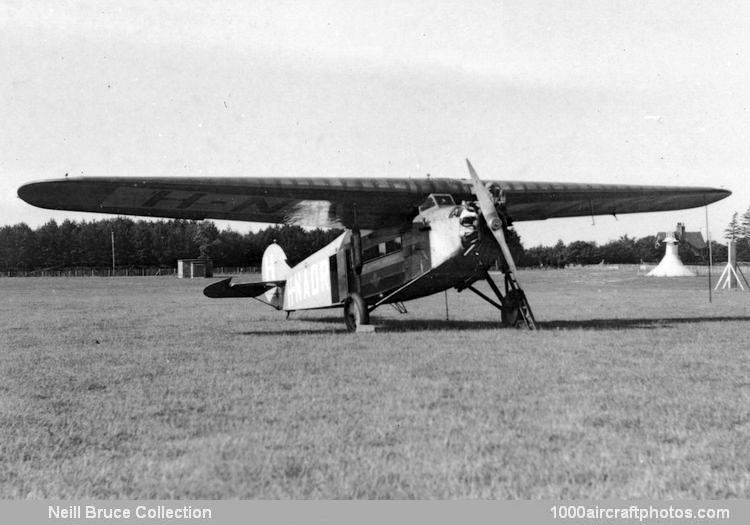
2 0 748 246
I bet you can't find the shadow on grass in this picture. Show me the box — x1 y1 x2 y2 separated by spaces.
238 316 499 335
238 315 750 335
541 316 750 330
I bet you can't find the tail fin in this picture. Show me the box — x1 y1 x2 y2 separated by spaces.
261 243 289 310
262 243 291 283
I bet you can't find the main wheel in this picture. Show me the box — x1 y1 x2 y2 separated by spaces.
501 306 524 328
344 293 369 332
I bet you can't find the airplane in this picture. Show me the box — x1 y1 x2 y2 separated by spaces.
17 160 730 331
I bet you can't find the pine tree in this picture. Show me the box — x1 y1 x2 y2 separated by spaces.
741 206 750 239
724 212 741 241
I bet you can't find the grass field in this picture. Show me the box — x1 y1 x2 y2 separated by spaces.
1 267 749 499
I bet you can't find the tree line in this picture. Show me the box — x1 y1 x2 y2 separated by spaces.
0 216 738 272
0 218 341 271
520 236 729 268
519 207 750 268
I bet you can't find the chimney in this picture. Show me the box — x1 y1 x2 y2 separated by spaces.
676 222 685 240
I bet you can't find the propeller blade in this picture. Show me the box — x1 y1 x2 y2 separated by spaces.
465 159 517 274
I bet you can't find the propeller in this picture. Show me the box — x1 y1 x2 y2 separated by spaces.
465 159 517 275
466 159 537 329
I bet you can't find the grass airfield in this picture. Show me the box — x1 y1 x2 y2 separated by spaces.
1 267 749 499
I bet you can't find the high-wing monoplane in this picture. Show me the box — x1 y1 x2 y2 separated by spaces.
18 161 730 331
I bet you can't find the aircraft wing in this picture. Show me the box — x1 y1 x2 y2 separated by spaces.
18 176 730 229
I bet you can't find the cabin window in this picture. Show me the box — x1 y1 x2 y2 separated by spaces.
362 245 381 261
385 236 402 253
362 235 403 263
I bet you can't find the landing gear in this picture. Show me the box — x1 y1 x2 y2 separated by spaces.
344 203 373 333
501 307 521 328
343 293 369 332
463 272 537 330
500 290 528 329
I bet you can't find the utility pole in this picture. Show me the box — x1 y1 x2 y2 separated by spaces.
111 230 116 272
444 290 449 321
705 205 712 303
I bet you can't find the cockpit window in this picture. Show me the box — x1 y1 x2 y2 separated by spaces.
418 197 435 212
418 194 456 212
433 194 456 206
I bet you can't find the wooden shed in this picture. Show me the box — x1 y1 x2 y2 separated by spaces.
177 258 214 278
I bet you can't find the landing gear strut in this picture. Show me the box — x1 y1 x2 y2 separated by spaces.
464 272 537 329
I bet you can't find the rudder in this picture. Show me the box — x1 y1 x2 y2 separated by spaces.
262 243 291 282
261 244 290 309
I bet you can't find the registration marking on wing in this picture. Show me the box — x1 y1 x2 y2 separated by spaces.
101 187 291 214
101 187 238 211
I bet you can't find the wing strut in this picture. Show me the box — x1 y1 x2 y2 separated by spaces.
368 270 431 312
466 159 537 330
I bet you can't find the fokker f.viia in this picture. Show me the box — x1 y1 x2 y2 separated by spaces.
18 161 730 331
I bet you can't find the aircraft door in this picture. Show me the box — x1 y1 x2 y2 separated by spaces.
332 249 352 301
404 229 431 279
329 254 339 304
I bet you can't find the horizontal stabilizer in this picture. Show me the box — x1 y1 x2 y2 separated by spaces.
203 278 285 299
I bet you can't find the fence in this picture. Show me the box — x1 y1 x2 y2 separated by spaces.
1 266 260 278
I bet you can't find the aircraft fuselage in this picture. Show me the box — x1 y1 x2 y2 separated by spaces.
281 194 501 311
